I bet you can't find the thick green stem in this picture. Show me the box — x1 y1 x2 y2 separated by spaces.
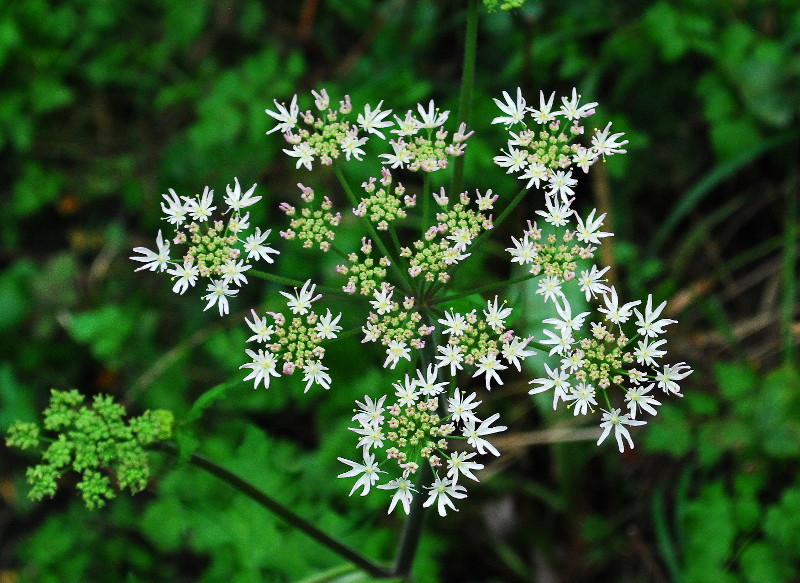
391 463 433 577
391 327 438 577
450 0 479 196
154 442 393 578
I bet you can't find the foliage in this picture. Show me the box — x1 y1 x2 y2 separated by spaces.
1 0 798 581
6 389 173 509
648 364 800 583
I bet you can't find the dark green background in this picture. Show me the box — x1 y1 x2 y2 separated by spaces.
1 1 799 581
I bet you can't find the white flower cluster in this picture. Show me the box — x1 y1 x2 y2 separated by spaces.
133 86 692 518
507 194 611 301
492 87 628 195
130 178 279 315
434 299 536 389
337 367 507 516
490 91 692 451
266 89 471 173
531 288 692 452
240 280 342 392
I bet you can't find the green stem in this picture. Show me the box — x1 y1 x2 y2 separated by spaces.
432 272 538 305
422 172 431 232
428 185 529 298
392 462 433 577
334 164 412 294
450 0 479 196
329 243 350 260
391 328 437 577
154 442 393 578
249 269 345 297
485 185 529 240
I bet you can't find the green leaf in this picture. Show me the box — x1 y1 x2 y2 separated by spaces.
682 483 737 583
183 380 239 424
764 485 800 553
740 542 790 583
0 261 33 331
732 471 764 532
173 426 200 465
644 405 692 456
11 163 64 216
715 361 757 400
643 2 686 62
68 305 135 366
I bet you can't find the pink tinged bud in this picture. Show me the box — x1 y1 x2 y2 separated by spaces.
454 123 474 142
279 202 296 215
362 177 376 192
380 168 392 185
361 238 372 254
336 265 348 274
339 95 352 114
283 362 295 375
411 339 424 349
302 111 315 123
343 282 356 294
280 230 295 240
297 183 315 202
320 241 331 252
408 265 422 277
433 188 448 206
321 196 333 209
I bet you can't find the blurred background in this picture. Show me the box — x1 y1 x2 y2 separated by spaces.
1 1 798 581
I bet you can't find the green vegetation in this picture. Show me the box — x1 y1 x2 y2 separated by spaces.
1 1 798 581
